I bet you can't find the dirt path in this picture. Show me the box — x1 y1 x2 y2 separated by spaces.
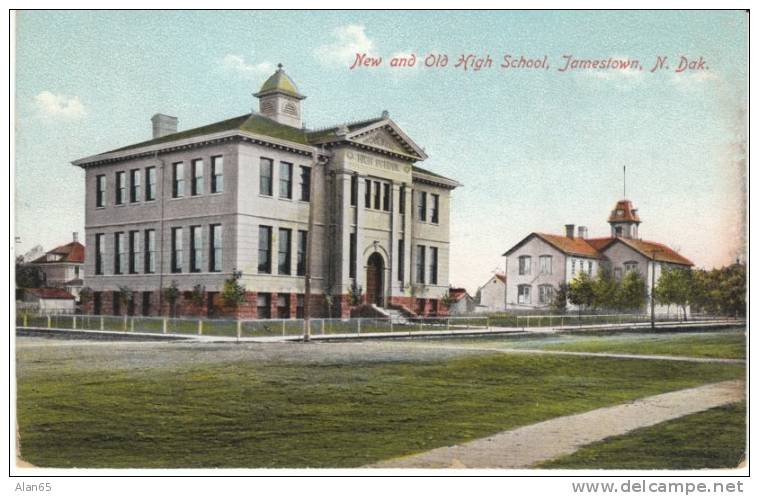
370 380 745 469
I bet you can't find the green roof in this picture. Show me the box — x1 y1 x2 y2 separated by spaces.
306 117 385 143
256 66 303 98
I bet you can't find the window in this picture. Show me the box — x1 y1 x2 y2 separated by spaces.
297 230 307 276
257 293 271 319
416 245 426 283
258 226 272 273
572 259 576 275
299 165 311 202
538 285 554 304
144 229 155 273
114 232 126 274
115 171 126 205
429 247 438 285
296 294 305 319
128 231 140 274
210 224 222 272
130 169 141 202
96 175 106 207
417 191 427 221
539 255 552 274
364 179 372 208
93 292 102 315
171 227 182 273
580 260 585 273
382 183 391 211
350 175 358 206
191 159 204 196
279 162 293 199
614 267 623 280
399 185 406 214
211 156 223 193
588 261 594 277
277 294 290 319
260 158 273 196
398 239 405 283
172 162 184 198
373 181 381 209
430 194 439 223
624 261 639 273
145 167 156 201
349 232 358 279
518 256 531 275
614 226 623 237
190 226 202 272
95 233 105 275
278 228 292 275
142 292 151 316
518 285 532 304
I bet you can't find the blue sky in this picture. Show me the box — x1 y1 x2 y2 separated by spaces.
14 10 747 293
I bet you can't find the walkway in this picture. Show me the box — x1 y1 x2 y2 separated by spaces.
370 380 745 469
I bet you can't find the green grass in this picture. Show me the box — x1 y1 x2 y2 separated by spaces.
17 346 744 468
523 330 746 359
540 401 746 469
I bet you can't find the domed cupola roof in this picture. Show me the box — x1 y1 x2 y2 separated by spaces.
254 64 305 100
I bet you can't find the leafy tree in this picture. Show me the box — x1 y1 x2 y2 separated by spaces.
117 285 133 322
79 286 93 312
220 269 246 310
550 283 568 314
163 281 180 317
190 284 206 308
655 267 693 320
592 266 620 311
440 289 456 310
347 280 364 306
567 272 594 316
15 262 46 289
616 270 648 312
689 263 745 317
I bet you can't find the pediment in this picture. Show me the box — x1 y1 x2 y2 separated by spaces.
352 128 409 154
347 119 428 160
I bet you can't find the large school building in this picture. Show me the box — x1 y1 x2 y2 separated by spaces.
73 65 459 318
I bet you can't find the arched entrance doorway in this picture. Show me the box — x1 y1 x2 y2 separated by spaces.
366 253 384 306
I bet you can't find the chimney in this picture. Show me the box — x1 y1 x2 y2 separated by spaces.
72 232 79 243
565 224 575 239
151 114 178 138
578 226 588 239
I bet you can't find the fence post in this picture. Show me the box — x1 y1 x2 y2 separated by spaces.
418 319 422 333
72 315 77 330
47 315 51 329
130 318 134 333
357 319 361 336
390 319 394 333
162 318 167 334
23 313 28 327
282 320 286 337
486 316 490 330
561 316 564 328
320 319 325 335
100 316 104 331
198 319 203 336
237 320 242 339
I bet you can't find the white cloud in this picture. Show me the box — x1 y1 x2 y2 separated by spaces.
221 54 275 80
34 91 86 119
314 24 376 67
669 70 719 88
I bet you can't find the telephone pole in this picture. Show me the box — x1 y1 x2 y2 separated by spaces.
650 249 662 330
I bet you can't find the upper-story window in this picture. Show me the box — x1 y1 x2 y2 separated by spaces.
429 247 438 285
211 156 224 193
172 162 184 198
95 233 105 274
210 224 222 272
260 158 273 196
417 191 427 221
539 255 552 274
115 171 126 205
399 185 406 214
96 175 106 208
145 167 156 201
144 229 155 274
129 169 140 203
191 159 204 196
128 231 140 274
278 228 292 275
518 255 531 275
364 179 372 208
624 261 639 273
350 175 358 206
382 183 391 211
430 194 439 224
373 181 381 209
190 225 203 273
258 226 272 274
279 162 293 199
114 232 126 274
614 226 623 237
416 245 426 283
299 165 311 202
171 227 183 273
296 230 307 276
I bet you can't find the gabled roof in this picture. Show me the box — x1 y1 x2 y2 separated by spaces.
26 288 75 300
608 199 641 223
31 241 85 264
503 233 605 259
607 238 693 266
449 287 471 302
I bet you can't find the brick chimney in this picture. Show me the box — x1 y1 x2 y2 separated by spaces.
73 232 79 243
578 226 588 239
565 224 575 239
151 114 178 138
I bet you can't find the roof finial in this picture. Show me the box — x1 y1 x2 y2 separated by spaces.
381 110 389 118
277 63 283 70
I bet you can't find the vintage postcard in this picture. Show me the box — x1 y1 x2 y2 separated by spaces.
10 8 749 488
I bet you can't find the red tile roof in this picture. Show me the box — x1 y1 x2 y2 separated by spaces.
614 238 693 266
449 287 470 302
608 200 641 223
26 288 75 300
32 241 85 264
534 233 604 259
494 273 506 283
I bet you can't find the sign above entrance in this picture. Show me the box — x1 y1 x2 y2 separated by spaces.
345 149 412 177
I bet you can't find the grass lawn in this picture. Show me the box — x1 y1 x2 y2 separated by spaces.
522 329 746 359
16 339 745 468
539 401 746 469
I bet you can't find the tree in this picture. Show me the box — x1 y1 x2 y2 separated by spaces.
440 289 456 310
220 269 246 311
550 283 568 314
718 262 746 317
79 286 93 313
163 281 180 317
190 284 206 308
15 261 45 289
591 266 620 311
567 272 594 316
347 280 363 306
117 286 133 325
616 270 648 312
655 267 693 320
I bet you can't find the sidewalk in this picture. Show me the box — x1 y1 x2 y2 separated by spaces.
370 380 746 469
